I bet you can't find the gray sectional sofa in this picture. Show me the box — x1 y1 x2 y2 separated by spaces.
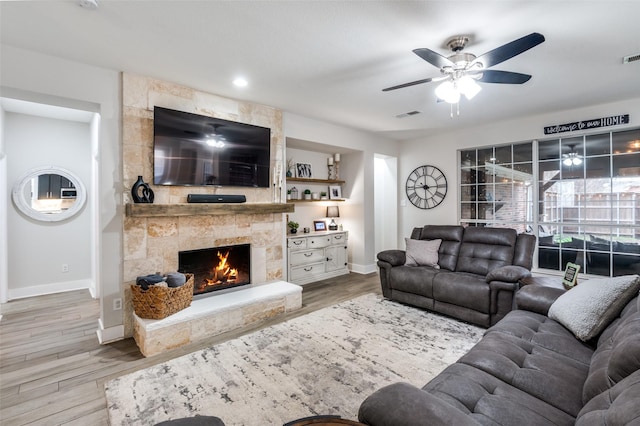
359 281 640 426
377 225 536 327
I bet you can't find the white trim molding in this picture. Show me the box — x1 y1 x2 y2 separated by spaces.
7 279 92 300
97 318 124 344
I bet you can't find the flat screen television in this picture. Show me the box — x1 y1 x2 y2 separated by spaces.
153 106 271 187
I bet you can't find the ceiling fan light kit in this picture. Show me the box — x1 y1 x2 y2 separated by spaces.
384 32 546 114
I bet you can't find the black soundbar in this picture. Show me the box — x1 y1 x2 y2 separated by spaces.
187 194 246 203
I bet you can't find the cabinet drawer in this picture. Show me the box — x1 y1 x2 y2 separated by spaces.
288 238 307 250
290 249 325 266
307 236 332 248
290 262 326 281
331 233 347 244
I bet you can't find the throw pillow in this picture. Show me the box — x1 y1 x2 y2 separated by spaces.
548 274 640 341
405 238 441 268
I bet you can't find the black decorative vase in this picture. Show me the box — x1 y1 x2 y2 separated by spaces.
131 175 154 203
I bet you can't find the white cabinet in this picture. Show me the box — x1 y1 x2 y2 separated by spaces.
287 231 349 285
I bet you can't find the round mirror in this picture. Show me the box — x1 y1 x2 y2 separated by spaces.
12 166 87 222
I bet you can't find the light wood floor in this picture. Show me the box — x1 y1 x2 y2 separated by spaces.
0 273 380 425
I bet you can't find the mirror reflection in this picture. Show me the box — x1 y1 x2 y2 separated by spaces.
12 166 86 222
23 173 78 214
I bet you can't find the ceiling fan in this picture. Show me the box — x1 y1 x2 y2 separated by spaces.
383 32 545 104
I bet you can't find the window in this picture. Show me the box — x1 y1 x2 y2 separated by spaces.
459 128 640 277
460 142 534 234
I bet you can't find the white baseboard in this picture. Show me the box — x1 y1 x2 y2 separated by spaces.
7 279 92 300
97 318 124 344
349 263 378 275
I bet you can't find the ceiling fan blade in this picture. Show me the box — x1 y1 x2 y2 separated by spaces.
413 48 455 69
472 32 545 69
474 70 532 84
382 77 435 92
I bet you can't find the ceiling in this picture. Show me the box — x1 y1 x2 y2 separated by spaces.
1 1 640 140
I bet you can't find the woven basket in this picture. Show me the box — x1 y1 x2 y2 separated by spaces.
131 274 194 320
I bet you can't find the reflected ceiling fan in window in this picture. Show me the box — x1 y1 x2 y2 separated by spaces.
563 144 583 166
383 32 545 114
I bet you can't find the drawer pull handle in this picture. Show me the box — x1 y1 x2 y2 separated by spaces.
293 241 304 245
304 253 313 257
334 236 343 240
304 267 313 272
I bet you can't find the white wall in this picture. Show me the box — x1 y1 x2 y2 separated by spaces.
5 113 92 297
0 107 7 304
398 98 640 246
284 112 399 273
1 45 122 339
374 155 398 259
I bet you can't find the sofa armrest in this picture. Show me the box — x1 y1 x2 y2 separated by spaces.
377 249 406 267
486 265 531 283
515 285 566 316
358 382 477 426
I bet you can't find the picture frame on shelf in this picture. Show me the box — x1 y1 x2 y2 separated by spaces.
329 185 342 200
295 163 313 178
313 220 326 232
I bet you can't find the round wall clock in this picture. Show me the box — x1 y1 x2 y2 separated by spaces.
405 165 447 209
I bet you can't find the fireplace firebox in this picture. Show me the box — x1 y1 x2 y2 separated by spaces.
178 244 250 296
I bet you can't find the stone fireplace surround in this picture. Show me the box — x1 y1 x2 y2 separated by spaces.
121 73 293 339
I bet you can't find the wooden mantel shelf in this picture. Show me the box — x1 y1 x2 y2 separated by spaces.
126 203 294 217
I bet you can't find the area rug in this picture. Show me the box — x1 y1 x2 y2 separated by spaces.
105 294 483 425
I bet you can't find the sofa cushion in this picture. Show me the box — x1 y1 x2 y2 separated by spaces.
423 363 576 425
548 274 640 341
404 238 441 268
487 310 595 365
418 225 464 271
389 266 440 298
433 272 490 314
456 331 590 417
582 296 640 404
455 227 517 276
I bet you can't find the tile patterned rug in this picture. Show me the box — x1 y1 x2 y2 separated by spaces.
105 294 483 425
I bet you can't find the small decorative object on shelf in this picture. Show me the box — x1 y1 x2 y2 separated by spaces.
288 221 299 234
286 158 294 178
333 153 341 180
131 175 154 203
290 186 299 200
320 191 328 200
304 189 312 200
327 156 334 180
287 189 292 200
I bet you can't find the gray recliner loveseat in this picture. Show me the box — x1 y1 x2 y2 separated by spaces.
377 225 536 327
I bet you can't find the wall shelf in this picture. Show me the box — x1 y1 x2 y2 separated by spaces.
126 203 294 217
286 178 345 184
286 199 345 204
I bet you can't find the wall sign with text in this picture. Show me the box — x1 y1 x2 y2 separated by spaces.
544 114 629 135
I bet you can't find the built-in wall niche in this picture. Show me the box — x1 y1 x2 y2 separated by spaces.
285 143 347 203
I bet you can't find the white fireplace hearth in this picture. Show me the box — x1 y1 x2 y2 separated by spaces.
133 281 302 357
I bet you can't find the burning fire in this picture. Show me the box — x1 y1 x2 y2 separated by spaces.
205 250 238 286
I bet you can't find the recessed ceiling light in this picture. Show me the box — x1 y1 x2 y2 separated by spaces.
233 77 248 88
